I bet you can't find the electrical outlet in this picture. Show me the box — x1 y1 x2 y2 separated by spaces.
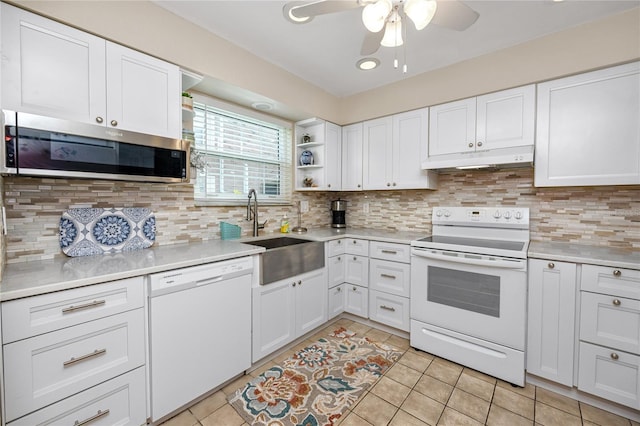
362 202 369 213
300 200 309 213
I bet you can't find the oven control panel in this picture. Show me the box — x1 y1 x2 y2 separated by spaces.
432 207 529 228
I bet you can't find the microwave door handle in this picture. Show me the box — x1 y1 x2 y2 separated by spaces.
412 249 525 269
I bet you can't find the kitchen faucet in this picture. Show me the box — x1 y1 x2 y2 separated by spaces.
246 189 267 237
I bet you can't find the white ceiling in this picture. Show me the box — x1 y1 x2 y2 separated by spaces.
156 0 638 99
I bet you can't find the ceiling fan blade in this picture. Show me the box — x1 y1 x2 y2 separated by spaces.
289 0 361 19
431 0 479 31
360 30 384 56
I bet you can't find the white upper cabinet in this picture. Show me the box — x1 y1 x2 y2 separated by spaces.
425 85 535 169
1 3 181 139
363 108 437 190
535 61 640 187
294 118 342 191
342 123 364 191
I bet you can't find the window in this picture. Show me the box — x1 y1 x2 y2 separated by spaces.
191 95 292 205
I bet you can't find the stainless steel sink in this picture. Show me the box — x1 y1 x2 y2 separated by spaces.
246 237 325 284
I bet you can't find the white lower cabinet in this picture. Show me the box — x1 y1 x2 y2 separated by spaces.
526 259 577 386
344 284 369 317
328 284 346 319
253 268 327 361
345 255 369 287
578 341 640 409
368 290 410 331
11 367 146 426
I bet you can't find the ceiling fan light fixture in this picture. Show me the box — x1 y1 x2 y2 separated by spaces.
404 0 437 30
283 3 313 24
356 58 380 70
362 0 392 33
380 18 403 47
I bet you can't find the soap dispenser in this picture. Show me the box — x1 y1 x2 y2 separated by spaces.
280 213 290 233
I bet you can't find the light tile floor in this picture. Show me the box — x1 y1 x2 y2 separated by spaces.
161 319 639 426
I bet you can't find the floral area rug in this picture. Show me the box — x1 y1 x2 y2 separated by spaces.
228 327 403 426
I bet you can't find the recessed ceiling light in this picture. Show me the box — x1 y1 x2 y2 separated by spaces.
357 58 380 70
283 3 313 24
251 101 274 111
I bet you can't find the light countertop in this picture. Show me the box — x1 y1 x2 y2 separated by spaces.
0 227 428 301
528 241 640 270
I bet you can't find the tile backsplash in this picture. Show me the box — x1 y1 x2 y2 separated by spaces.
2 168 639 263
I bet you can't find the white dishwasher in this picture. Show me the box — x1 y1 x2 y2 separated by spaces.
148 256 253 422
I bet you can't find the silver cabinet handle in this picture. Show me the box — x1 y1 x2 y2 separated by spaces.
613 299 621 306
353 240 357 244
337 256 341 261
613 269 622 277
468 142 474 148
381 249 397 254
548 262 555 269
74 409 110 426
380 305 396 312
337 287 341 292
63 348 106 367
387 182 391 187
357 184 361 188
110 119 118 127
477 141 483 147
381 273 396 279
337 240 341 244
327 184 331 188
95 117 103 124
611 352 619 360
392 182 397 186
353 256 357 261
298 280 302 286
62 299 106 314
352 286 357 291
292 282 296 287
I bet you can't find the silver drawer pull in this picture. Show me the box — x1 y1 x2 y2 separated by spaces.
611 352 619 360
613 299 621 306
380 305 396 312
381 249 397 254
63 348 107 367
62 299 106 314
548 262 555 269
381 273 397 279
74 409 110 426
613 269 622 277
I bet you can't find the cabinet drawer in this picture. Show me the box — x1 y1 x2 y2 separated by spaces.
3 309 145 421
369 259 410 297
327 239 346 257
580 292 640 354
328 254 346 288
11 366 146 426
2 277 144 343
369 241 410 263
369 290 410 332
581 264 640 300
578 341 640 409
345 238 369 256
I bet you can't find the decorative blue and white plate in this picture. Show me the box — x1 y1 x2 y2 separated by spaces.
60 208 156 257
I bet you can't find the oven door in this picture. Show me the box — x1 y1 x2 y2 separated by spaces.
410 247 527 351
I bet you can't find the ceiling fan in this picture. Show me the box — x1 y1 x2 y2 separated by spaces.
283 0 479 57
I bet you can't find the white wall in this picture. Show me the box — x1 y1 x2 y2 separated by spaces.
9 1 640 125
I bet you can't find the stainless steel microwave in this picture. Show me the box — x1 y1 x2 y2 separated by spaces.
1 110 190 183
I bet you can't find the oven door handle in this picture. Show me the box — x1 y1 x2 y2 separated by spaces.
412 248 526 269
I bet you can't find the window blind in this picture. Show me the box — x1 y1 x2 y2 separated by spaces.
191 97 292 205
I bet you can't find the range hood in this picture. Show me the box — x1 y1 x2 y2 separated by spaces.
421 145 534 171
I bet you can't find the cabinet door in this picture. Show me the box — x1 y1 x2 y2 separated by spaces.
342 123 363 190
526 259 577 387
428 97 476 156
325 122 342 190
363 116 393 190
252 279 296 362
328 254 346 288
296 268 328 336
578 341 640 409
105 42 180 138
535 61 640 187
328 284 346 319
345 255 369 287
392 108 431 189
476 85 535 151
1 3 106 123
344 285 368 317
